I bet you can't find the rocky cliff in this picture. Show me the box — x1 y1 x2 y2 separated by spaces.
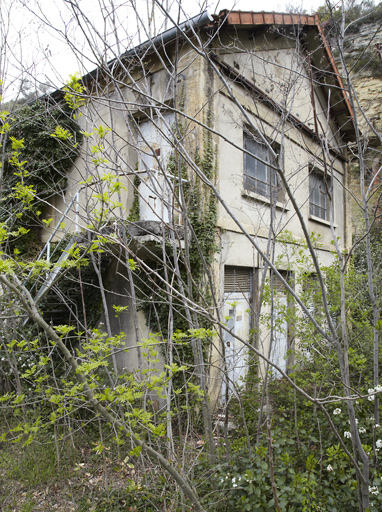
342 18 382 137
326 13 382 232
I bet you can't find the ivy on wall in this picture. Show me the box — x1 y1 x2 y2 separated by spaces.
133 109 218 373
40 237 113 330
127 175 141 223
0 100 83 254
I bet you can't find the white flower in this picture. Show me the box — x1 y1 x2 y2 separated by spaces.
375 424 380 429
369 486 379 495
359 427 366 434
376 384 382 392
376 439 382 449
344 431 352 439
327 464 333 472
232 476 239 488
368 388 375 401
333 408 341 415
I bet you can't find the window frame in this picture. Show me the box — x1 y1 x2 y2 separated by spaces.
243 132 283 202
309 169 331 222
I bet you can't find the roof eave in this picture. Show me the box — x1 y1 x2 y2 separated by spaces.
216 10 356 143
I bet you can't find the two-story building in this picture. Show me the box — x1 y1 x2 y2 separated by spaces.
33 9 354 403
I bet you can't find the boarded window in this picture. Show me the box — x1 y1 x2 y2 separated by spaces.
224 266 252 294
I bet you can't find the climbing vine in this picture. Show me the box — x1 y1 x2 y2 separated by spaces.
133 108 218 375
0 99 83 254
127 175 141 222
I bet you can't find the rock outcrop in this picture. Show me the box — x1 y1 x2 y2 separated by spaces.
342 19 382 137
326 14 382 233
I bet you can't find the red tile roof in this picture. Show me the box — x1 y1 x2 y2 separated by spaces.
215 10 355 141
220 10 318 27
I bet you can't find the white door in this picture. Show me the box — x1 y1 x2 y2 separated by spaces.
138 171 171 223
270 293 288 377
136 114 176 224
222 292 251 400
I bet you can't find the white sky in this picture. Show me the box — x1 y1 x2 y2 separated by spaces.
212 0 324 12
2 0 325 101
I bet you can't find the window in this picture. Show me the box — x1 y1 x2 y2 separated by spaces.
224 266 252 294
243 133 281 200
137 113 174 171
309 171 330 221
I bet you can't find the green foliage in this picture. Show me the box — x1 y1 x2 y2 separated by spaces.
63 72 86 113
132 109 218 396
0 414 178 512
318 1 382 76
7 438 60 487
317 0 382 29
127 175 141 222
195 364 382 511
0 100 82 254
3 101 81 194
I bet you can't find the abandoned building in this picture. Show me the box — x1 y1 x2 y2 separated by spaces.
31 9 355 403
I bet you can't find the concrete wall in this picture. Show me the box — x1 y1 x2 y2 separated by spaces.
207 30 351 400
38 29 352 404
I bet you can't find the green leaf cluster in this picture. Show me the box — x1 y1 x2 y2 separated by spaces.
0 100 82 254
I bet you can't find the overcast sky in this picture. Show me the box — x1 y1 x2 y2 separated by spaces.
210 0 324 12
2 0 326 101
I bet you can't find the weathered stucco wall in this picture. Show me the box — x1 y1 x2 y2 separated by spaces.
38 26 353 405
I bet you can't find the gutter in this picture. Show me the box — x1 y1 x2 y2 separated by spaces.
48 10 214 102
122 11 214 59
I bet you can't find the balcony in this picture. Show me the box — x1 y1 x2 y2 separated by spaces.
127 169 188 247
